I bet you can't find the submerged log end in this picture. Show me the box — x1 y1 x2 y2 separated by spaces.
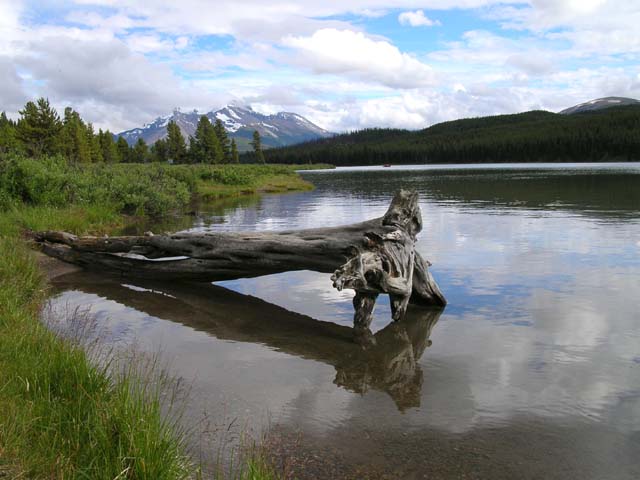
332 189 446 336
411 252 447 307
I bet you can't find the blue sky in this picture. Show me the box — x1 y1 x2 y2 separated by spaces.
1 1 639 132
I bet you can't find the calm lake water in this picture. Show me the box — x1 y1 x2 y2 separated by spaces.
50 163 640 479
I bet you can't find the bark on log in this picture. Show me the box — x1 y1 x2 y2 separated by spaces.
35 190 446 334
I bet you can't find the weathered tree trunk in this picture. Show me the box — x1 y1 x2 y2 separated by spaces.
35 190 446 335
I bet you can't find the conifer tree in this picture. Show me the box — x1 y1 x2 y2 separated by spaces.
72 122 91 163
61 107 90 164
194 115 223 164
116 136 130 163
251 130 265 164
166 120 186 163
132 138 149 163
151 138 169 162
230 138 239 163
16 97 62 157
86 124 103 163
187 136 199 164
0 112 20 156
99 130 120 163
213 119 231 162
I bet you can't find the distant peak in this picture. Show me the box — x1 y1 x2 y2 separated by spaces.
116 104 333 147
560 96 640 114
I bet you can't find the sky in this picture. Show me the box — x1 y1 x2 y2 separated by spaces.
1 0 639 133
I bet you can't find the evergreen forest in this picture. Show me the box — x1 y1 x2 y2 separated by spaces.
261 106 640 165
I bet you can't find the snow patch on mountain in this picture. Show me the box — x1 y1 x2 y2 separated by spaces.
117 105 333 151
560 97 639 115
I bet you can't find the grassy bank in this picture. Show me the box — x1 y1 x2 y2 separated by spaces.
0 156 323 216
0 234 195 478
0 157 319 478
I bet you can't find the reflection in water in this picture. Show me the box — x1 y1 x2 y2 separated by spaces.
47 163 640 478
117 194 263 236
51 272 440 412
302 164 640 220
334 309 439 411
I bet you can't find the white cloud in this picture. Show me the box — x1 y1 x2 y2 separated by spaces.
283 28 438 89
67 1 519 37
1 0 639 133
125 33 189 54
12 30 223 130
0 57 27 111
398 10 441 27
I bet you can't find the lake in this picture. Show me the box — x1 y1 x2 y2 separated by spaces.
49 163 640 479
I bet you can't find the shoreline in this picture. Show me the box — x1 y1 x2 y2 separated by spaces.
0 163 317 478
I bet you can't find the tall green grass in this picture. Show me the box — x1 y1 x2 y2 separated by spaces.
0 237 195 478
0 155 317 216
0 157 304 478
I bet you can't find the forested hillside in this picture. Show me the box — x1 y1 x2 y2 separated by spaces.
262 106 640 165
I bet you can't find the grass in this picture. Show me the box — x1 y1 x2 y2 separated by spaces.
0 156 323 478
0 155 324 217
0 236 194 478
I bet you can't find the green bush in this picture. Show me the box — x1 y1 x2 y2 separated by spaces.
0 156 192 216
0 155 308 217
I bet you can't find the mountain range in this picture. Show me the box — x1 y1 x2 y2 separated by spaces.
117 105 332 151
117 97 639 153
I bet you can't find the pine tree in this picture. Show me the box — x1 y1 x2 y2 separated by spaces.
230 138 239 163
99 130 120 163
86 124 103 163
194 116 223 164
132 138 149 163
151 138 169 162
72 121 91 163
213 119 231 163
166 120 186 163
0 112 20 156
116 136 130 163
187 136 198 164
61 107 90 164
251 130 265 164
16 97 62 157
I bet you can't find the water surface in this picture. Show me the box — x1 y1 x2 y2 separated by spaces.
50 163 640 479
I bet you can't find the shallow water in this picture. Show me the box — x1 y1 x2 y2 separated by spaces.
50 163 640 479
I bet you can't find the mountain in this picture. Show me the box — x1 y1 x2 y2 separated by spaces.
117 106 332 151
560 97 640 115
262 105 640 165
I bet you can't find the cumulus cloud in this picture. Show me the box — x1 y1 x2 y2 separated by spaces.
0 57 27 111
67 1 518 37
398 10 441 27
125 33 189 54
13 32 223 130
1 0 639 133
283 28 438 89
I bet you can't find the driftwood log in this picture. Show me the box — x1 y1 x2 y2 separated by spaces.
36 190 446 339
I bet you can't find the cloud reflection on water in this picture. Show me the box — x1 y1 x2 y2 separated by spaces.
49 165 640 445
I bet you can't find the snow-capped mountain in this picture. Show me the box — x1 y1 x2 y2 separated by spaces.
117 106 333 150
560 97 640 115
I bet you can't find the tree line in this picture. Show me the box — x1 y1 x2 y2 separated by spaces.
262 107 640 165
0 97 267 164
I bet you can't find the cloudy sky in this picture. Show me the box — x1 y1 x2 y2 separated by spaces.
1 0 639 133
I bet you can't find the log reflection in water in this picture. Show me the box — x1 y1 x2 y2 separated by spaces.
51 271 442 411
